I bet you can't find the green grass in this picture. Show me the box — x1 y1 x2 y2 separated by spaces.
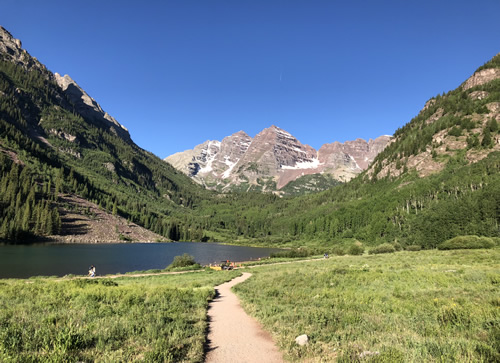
242 256 323 267
1 249 498 362
233 249 500 362
0 270 240 362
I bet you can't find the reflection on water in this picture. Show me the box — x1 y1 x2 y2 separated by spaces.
0 242 282 278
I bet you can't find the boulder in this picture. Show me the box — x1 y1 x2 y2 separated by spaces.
295 334 309 346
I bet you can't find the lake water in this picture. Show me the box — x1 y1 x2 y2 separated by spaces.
0 242 282 279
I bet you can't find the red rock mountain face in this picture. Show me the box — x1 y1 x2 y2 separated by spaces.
165 125 392 192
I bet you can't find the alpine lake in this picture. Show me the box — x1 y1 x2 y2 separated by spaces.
0 242 283 278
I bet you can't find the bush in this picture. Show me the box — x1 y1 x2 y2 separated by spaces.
438 236 496 250
392 241 403 251
348 241 364 256
168 253 197 268
119 233 132 242
342 230 354 238
369 243 396 255
332 246 346 256
406 245 422 252
270 248 316 258
448 126 462 137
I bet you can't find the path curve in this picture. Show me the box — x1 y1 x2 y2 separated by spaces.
205 272 284 363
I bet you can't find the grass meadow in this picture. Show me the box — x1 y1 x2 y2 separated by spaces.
0 249 498 362
234 248 500 362
0 270 239 362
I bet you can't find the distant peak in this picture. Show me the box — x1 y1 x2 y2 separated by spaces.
0 26 22 49
54 73 77 91
262 125 291 135
232 130 250 137
268 124 284 131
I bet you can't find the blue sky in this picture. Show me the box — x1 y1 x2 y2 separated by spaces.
2 0 500 158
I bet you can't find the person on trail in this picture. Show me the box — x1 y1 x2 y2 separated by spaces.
89 265 96 277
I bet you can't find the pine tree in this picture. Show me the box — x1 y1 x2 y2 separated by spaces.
0 218 8 239
15 191 22 213
45 180 52 197
54 168 63 199
488 118 498 133
482 127 492 148
51 208 61 234
22 202 31 231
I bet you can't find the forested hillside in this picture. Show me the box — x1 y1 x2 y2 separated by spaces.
191 54 500 247
0 36 210 242
1 24 498 248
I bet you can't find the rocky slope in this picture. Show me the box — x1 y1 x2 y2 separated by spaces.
165 125 391 192
367 53 500 180
0 26 131 143
52 194 166 243
0 26 44 71
0 25 206 243
54 73 131 142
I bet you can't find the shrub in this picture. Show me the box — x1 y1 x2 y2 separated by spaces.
348 241 364 256
392 241 403 251
168 253 197 268
406 245 422 252
332 246 346 256
342 230 354 238
99 279 118 286
119 233 132 242
270 248 315 258
448 126 462 137
438 235 496 250
369 243 396 255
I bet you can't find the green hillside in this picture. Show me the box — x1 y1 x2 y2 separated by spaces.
0 52 210 242
194 54 500 247
280 173 342 197
1 33 498 247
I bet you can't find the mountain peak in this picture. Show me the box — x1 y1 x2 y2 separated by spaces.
265 124 290 134
54 72 130 140
231 130 250 138
165 126 392 192
367 52 500 180
0 26 22 50
257 125 295 143
0 26 46 72
54 73 76 91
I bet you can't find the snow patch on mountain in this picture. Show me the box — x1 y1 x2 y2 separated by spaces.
282 158 322 170
222 156 238 179
349 155 362 170
292 146 307 154
164 126 392 191
198 140 220 174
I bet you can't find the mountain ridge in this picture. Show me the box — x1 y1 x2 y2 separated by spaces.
367 52 500 180
165 124 392 193
0 24 498 247
0 25 208 243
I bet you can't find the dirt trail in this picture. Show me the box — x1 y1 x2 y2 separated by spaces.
205 272 284 363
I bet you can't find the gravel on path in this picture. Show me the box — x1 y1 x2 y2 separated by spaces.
205 272 284 363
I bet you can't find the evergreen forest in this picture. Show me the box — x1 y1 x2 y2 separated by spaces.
0 47 499 248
